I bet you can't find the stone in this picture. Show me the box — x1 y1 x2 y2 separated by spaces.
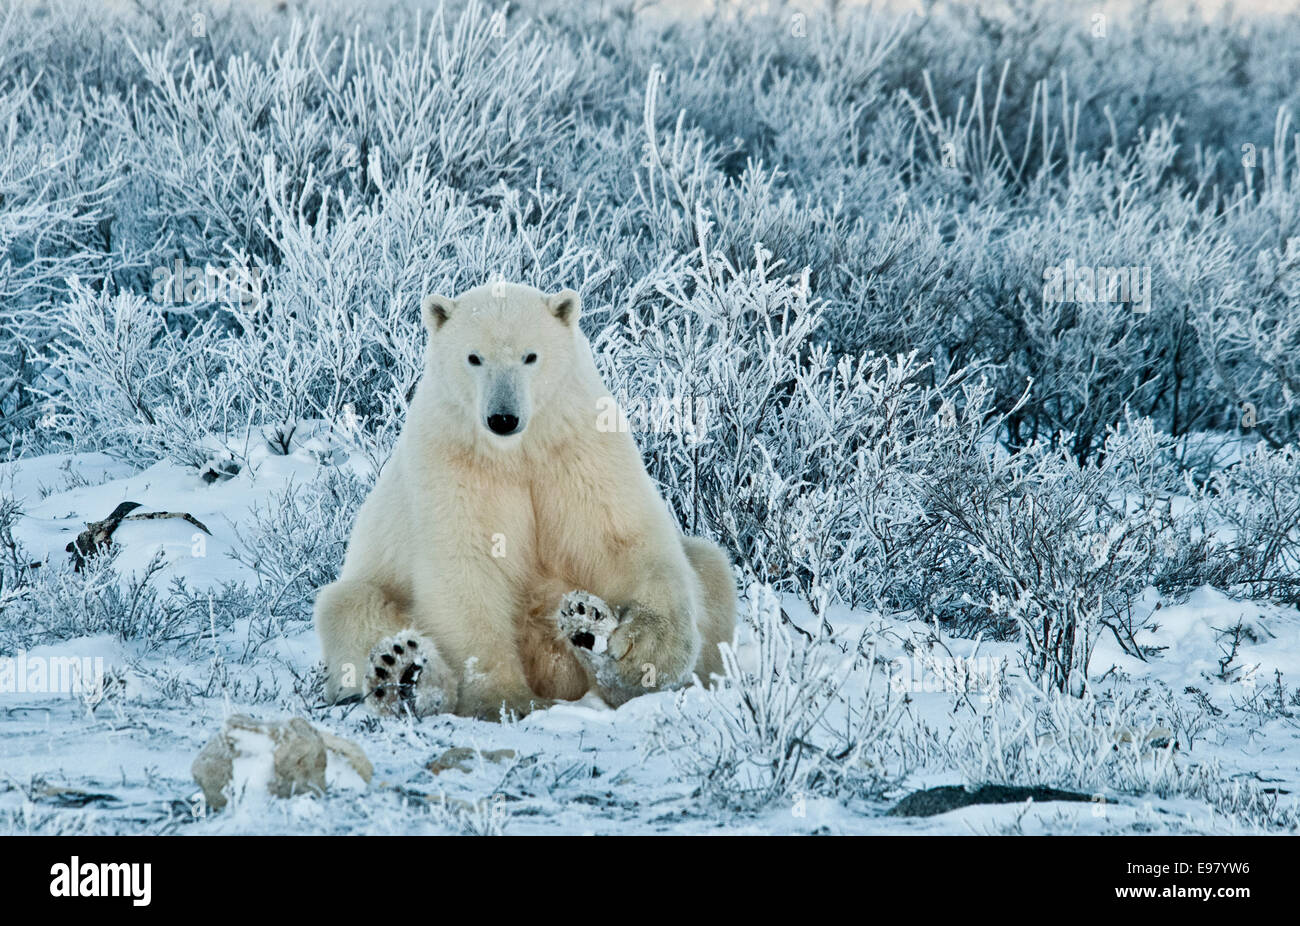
887 784 1093 817
427 746 517 775
192 714 371 812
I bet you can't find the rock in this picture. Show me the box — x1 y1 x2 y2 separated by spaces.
321 730 374 784
428 747 517 775
887 784 1093 818
192 715 371 812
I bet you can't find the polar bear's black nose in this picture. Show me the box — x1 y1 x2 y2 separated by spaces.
487 413 520 435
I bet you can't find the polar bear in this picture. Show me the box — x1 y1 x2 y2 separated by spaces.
314 282 736 719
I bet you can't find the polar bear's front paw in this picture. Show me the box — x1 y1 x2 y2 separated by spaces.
557 591 674 705
556 590 620 656
556 590 632 697
364 632 446 717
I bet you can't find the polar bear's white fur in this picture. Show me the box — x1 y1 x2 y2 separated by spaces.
314 282 736 719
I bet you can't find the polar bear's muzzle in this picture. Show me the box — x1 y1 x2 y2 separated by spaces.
483 376 527 438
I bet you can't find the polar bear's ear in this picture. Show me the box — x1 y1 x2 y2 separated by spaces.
546 289 581 326
421 294 455 331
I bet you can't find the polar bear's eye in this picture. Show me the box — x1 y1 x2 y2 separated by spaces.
524 353 538 364
467 354 482 366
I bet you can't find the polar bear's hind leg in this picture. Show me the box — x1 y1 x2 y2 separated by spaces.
315 579 457 715
682 536 737 683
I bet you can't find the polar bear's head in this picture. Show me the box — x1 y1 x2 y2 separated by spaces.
420 282 584 446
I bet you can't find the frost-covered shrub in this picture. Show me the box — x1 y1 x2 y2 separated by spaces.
124 0 578 266
311 0 580 195
1132 440 1300 608
0 70 125 442
0 547 190 654
1202 444 1300 606
649 586 903 811
35 123 615 470
593 235 1007 617
228 468 372 621
1194 110 1300 449
886 0 1300 195
939 680 1299 832
35 282 234 468
885 93 1234 458
0 493 31 614
925 421 1182 694
942 683 1178 794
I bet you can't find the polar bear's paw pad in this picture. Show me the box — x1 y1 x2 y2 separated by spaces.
365 632 432 715
557 590 619 655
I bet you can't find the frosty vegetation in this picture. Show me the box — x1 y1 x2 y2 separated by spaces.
2 0 1300 832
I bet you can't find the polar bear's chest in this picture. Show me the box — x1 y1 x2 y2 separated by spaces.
526 489 632 592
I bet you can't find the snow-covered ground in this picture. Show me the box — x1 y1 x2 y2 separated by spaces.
2 450 1296 835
